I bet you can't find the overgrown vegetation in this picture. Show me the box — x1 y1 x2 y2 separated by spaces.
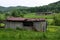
47 26 60 40
0 29 43 40
53 14 60 26
0 26 59 40
0 14 6 20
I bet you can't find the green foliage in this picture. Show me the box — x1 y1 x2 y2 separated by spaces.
53 14 60 26
0 14 6 20
0 26 59 40
24 13 54 19
11 9 28 17
47 26 60 40
46 19 54 25
0 29 43 40
11 10 21 17
0 14 6 27
0 23 5 27
24 1 60 13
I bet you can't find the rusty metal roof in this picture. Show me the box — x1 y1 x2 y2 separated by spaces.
6 17 45 22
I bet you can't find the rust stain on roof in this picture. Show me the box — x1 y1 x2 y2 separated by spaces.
7 17 45 21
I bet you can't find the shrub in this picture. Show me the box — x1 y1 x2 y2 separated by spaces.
53 14 60 26
0 23 5 28
46 19 54 25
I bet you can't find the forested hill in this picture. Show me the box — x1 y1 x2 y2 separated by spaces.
0 6 29 12
26 1 60 13
0 1 60 13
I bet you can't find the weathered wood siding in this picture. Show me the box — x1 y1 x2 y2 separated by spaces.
42 22 47 32
33 22 41 31
4 21 47 32
5 21 23 29
33 22 46 31
14 22 23 29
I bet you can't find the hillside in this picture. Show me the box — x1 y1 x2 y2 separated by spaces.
26 1 60 13
0 1 60 13
0 6 29 12
46 1 60 13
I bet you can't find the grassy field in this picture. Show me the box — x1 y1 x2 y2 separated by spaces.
0 26 59 40
0 29 43 40
0 13 60 40
47 26 60 40
24 13 54 19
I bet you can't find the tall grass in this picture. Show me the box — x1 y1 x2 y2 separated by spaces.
24 13 54 19
0 26 60 40
47 26 60 40
0 29 43 40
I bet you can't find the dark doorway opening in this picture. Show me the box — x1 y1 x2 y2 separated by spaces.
23 21 33 26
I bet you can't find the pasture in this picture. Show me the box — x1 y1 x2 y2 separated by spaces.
0 26 59 40
0 13 60 40
24 13 54 19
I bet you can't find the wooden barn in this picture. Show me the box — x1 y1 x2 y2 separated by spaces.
36 12 52 15
2 17 47 32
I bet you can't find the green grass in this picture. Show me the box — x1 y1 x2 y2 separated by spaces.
46 26 60 40
0 26 60 40
0 29 43 40
46 19 54 25
24 13 54 19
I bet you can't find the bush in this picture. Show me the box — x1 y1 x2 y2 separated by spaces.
0 23 5 28
46 19 54 25
53 14 60 26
